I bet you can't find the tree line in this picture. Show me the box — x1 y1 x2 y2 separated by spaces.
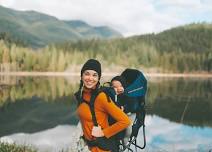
0 23 212 73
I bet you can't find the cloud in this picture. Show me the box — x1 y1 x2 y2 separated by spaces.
0 0 212 36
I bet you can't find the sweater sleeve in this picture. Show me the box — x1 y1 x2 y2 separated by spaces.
96 92 131 138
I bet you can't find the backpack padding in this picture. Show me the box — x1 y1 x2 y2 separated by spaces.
121 69 147 97
121 69 140 87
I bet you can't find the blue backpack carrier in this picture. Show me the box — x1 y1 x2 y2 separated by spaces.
104 68 147 151
119 68 147 151
121 68 147 113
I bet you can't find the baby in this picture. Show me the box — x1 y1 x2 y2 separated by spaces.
111 76 126 95
111 76 127 110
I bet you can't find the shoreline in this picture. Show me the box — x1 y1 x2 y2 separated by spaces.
0 72 212 78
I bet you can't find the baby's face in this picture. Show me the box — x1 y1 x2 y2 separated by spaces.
111 80 124 95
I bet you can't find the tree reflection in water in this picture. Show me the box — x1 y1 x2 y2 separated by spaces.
0 76 212 151
146 77 212 127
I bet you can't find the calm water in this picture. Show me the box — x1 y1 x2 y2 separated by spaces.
0 76 212 152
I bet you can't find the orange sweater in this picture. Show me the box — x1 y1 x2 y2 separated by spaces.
77 88 131 152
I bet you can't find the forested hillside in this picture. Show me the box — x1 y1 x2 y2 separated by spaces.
55 23 212 72
133 23 212 53
0 23 211 73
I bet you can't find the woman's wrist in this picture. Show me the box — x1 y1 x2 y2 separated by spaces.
91 126 104 137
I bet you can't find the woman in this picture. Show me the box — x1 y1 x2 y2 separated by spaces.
75 59 131 152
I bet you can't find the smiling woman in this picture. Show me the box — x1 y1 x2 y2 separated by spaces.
75 59 131 152
80 59 101 89
82 70 99 89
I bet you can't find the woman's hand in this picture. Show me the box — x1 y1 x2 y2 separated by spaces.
91 125 104 137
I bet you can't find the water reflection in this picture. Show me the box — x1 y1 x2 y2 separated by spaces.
0 76 78 105
2 116 211 152
147 77 212 127
0 76 212 151
0 97 78 137
144 115 212 152
0 125 79 152
0 76 78 137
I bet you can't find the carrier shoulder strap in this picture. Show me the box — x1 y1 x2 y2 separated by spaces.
86 89 112 127
89 91 99 126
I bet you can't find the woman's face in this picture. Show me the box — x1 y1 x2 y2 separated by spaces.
112 80 124 95
82 70 99 89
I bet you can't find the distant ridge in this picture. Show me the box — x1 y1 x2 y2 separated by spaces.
0 5 122 47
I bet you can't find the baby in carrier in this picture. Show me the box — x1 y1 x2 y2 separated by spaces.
111 76 138 114
110 71 146 150
110 76 134 147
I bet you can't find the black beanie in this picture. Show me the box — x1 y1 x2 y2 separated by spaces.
81 59 102 78
111 76 127 88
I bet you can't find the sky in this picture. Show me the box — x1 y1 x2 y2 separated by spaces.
0 0 212 36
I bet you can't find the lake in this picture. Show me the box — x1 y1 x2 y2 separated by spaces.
0 76 212 152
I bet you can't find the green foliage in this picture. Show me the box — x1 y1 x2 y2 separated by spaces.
0 22 212 73
135 23 212 53
0 142 37 152
54 27 212 73
0 32 26 47
0 141 80 152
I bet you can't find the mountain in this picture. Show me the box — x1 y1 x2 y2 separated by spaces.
131 23 212 53
64 20 121 39
0 5 122 47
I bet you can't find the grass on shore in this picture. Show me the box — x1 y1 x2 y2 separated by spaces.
0 142 37 152
0 142 83 152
